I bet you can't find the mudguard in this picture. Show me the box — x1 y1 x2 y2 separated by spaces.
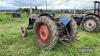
58 16 71 26
72 15 84 26
38 13 54 19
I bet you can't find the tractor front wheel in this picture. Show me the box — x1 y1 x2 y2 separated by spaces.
20 26 27 37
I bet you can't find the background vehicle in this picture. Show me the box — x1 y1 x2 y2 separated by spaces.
73 1 100 32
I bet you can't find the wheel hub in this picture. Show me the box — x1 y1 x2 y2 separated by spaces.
84 19 96 30
39 24 49 43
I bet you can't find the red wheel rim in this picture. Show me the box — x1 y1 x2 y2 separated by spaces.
38 24 49 43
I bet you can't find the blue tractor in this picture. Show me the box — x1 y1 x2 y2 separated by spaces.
20 13 77 50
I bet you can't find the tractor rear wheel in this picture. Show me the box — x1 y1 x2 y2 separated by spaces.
59 18 77 45
34 16 59 50
68 18 77 41
65 18 77 41
82 15 100 32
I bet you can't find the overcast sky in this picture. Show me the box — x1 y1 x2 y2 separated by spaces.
0 0 100 10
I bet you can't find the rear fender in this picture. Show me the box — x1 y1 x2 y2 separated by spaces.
38 13 53 19
58 16 71 27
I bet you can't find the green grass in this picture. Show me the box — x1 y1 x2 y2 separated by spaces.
0 12 100 56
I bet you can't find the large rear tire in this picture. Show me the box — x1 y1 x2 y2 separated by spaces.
58 18 77 45
34 16 59 50
82 15 100 32
66 18 77 41
69 18 77 41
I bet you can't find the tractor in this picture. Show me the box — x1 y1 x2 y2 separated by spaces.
20 12 77 50
73 1 100 32
82 1 100 32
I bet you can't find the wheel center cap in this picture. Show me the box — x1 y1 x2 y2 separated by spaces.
39 24 49 42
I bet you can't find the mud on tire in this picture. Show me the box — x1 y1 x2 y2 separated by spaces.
66 18 77 41
34 16 59 50
82 15 100 32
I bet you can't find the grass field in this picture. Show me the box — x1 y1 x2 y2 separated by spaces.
0 12 100 56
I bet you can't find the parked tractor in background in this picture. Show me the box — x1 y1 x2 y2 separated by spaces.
82 1 100 32
73 1 100 32
20 12 77 50
11 12 21 18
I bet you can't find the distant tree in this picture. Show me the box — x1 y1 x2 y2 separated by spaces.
80 10 91 14
40 9 43 13
32 8 35 12
23 8 30 13
35 6 38 10
17 8 23 12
